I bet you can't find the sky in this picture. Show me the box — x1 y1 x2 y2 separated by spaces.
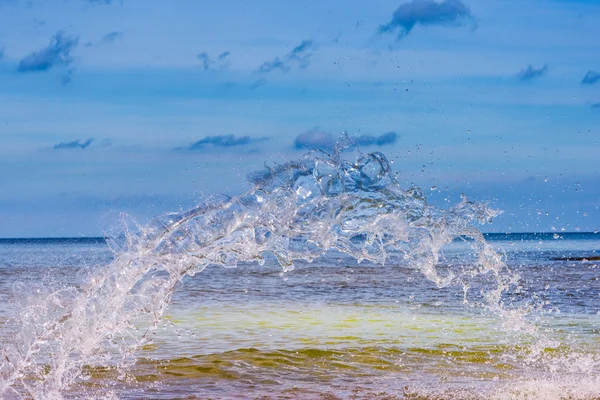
0 0 599 237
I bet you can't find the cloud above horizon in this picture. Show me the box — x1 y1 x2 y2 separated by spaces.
353 132 399 147
582 71 600 85
61 68 75 85
18 31 78 73
197 51 231 71
180 135 268 151
256 40 315 74
379 0 476 39
101 31 124 44
88 0 119 4
53 138 94 150
517 65 548 81
294 131 399 151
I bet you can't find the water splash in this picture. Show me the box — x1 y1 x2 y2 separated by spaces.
1 142 523 398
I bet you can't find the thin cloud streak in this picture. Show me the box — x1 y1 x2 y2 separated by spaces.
197 51 231 71
180 135 268 151
53 138 94 150
88 0 119 4
517 65 548 81
256 40 315 74
101 31 124 44
353 132 399 147
294 131 399 151
294 130 337 150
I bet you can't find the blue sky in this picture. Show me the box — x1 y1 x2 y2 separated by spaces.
0 0 599 237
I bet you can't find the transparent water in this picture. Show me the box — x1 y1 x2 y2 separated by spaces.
0 147 598 399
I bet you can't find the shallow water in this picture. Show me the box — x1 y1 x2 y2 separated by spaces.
0 233 598 399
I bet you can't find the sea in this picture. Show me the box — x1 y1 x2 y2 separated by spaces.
0 150 599 399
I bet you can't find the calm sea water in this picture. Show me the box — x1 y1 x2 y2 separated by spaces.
0 233 599 399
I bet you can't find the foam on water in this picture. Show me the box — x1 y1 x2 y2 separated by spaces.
0 139 596 399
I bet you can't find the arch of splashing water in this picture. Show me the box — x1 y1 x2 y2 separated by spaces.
1 142 520 399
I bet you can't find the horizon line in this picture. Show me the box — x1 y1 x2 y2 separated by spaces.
0 231 598 241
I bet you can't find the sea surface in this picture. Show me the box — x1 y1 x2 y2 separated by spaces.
0 233 599 399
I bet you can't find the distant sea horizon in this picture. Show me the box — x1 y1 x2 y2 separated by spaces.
1 231 598 242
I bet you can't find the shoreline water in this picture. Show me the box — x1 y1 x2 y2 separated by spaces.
0 149 598 398
1 232 599 399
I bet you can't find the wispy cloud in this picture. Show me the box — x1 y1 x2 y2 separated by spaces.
294 131 399 151
353 132 399 147
582 71 600 85
250 78 267 89
256 39 315 74
89 0 119 4
180 135 268 151
84 31 124 48
18 31 78 72
258 58 289 74
517 65 548 81
53 138 94 150
379 0 476 40
289 40 314 66
61 68 75 85
197 51 231 71
32 19 45 29
101 31 124 44
294 130 337 151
